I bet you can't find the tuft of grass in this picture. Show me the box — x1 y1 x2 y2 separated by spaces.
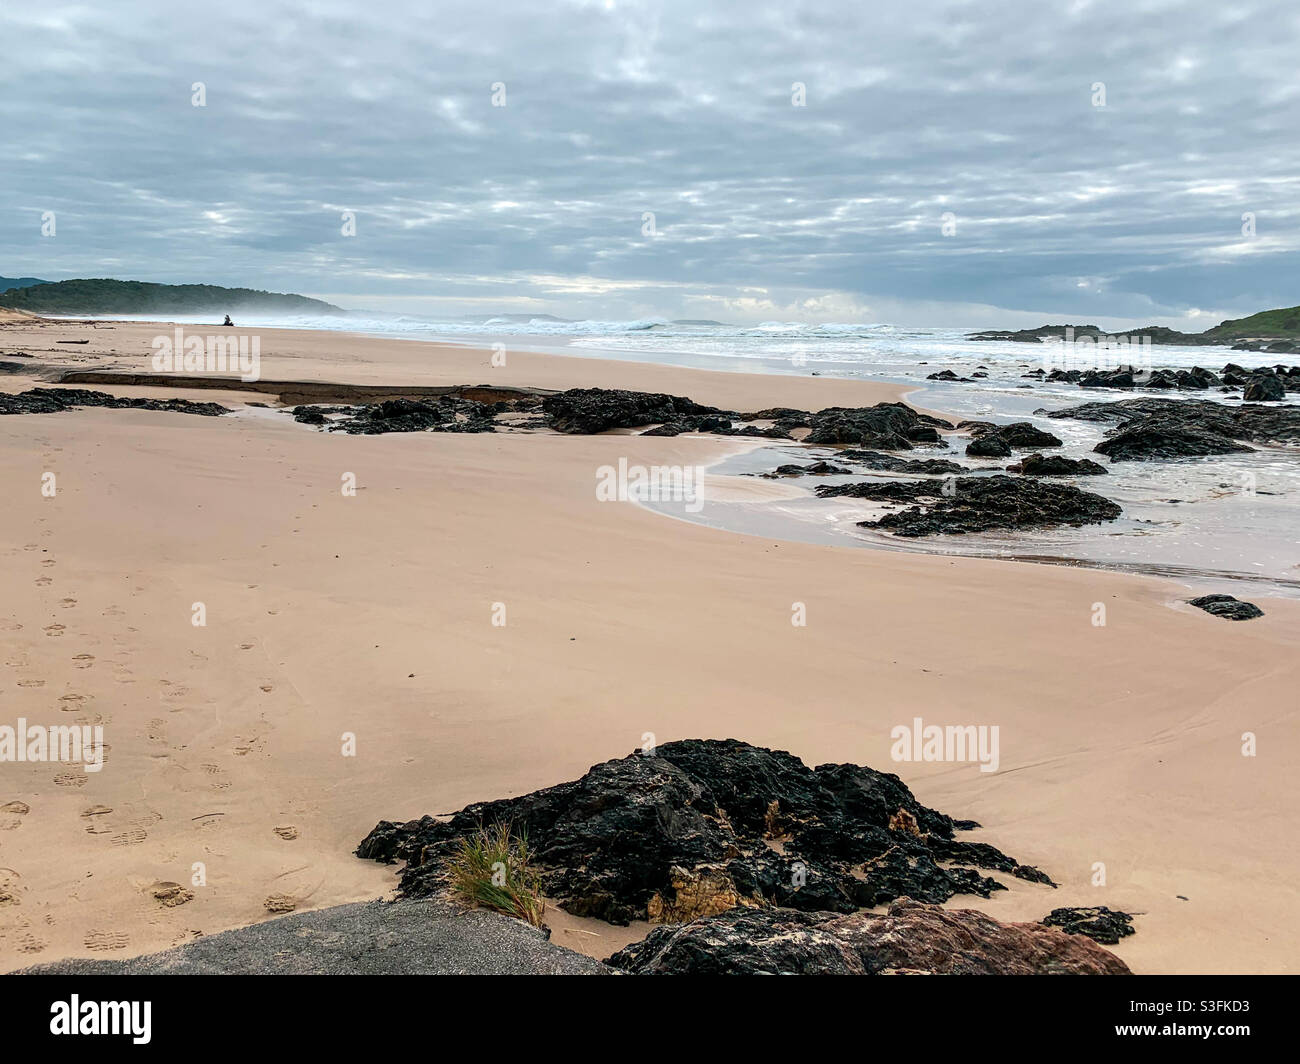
445 821 545 926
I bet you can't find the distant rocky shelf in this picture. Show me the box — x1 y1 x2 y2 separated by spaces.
966 304 1300 350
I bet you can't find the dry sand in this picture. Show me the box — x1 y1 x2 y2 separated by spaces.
0 318 1297 973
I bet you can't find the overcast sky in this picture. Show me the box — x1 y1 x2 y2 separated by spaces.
3 0 1298 328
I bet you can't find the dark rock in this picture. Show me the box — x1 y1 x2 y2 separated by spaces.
966 435 1012 458
357 739 1052 927
837 475 1122 537
758 461 852 478
1080 370 1135 389
925 370 968 382
0 387 229 417
542 388 721 434
1243 374 1285 402
804 403 949 450
607 900 1130 975
1095 426 1252 461
1041 906 1136 946
1188 594 1264 621
839 451 967 475
1018 453 1108 476
1044 397 1300 446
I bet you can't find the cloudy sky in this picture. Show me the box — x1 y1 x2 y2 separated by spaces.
3 0 1298 328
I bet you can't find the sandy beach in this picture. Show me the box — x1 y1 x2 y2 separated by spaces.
1 316 1297 975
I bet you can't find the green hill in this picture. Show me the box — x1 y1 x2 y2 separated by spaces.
0 278 343 316
0 276 47 291
1203 306 1300 341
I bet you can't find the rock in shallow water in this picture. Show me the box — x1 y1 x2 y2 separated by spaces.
817 474 1122 536
356 739 1053 926
606 900 1131 974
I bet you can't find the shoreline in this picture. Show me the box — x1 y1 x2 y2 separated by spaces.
1 317 1298 974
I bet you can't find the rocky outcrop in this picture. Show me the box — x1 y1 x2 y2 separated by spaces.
1188 594 1264 621
819 474 1122 537
757 461 852 478
839 451 967 474
1016 453 1108 476
357 739 1052 927
803 403 951 449
606 900 1131 975
966 435 1012 458
1041 906 1136 945
1045 397 1300 461
0 387 229 417
1243 373 1285 402
542 388 723 434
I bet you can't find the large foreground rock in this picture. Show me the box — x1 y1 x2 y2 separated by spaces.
19 898 607 975
357 740 1053 926
606 900 1131 975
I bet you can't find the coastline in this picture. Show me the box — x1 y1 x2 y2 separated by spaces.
1 317 1298 974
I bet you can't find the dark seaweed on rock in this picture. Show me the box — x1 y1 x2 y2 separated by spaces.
356 739 1053 926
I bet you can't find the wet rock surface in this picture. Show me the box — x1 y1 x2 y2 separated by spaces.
1188 594 1264 621
292 394 529 434
1041 906 1137 946
817 474 1122 537
607 899 1130 975
0 387 229 417
1016 453 1108 476
357 739 1053 927
757 460 853 478
838 451 967 474
802 403 952 449
1045 397 1300 461
542 387 724 434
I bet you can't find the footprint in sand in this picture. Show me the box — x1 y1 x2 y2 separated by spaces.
52 772 87 788
0 869 24 906
264 894 297 913
200 764 232 790
72 654 94 669
59 598 77 609
0 622 22 632
83 930 130 952
149 882 194 908
40 559 55 568
43 624 65 637
58 694 87 711
34 577 52 587
110 826 149 847
81 806 113 835
16 679 45 688
259 684 274 693
147 719 167 741
273 826 299 841
239 643 255 651
0 801 31 831
16 930 47 954
103 607 124 617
